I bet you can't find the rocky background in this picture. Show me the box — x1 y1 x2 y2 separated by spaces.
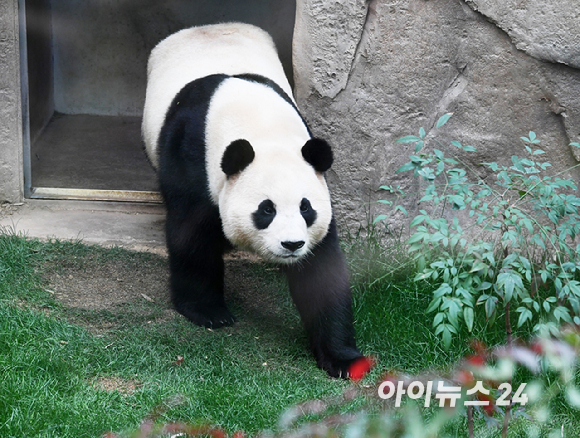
293 0 580 234
0 0 23 202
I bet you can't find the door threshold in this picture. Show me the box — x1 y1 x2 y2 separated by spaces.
30 187 163 203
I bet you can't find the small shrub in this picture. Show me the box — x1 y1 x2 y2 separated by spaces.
377 114 580 349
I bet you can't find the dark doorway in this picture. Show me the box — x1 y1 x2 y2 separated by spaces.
23 0 296 202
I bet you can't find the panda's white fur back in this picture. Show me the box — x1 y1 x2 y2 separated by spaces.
142 22 292 168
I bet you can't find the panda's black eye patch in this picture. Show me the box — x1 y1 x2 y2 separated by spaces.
253 199 276 230
300 198 317 227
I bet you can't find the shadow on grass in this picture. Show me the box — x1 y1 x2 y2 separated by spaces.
38 243 311 372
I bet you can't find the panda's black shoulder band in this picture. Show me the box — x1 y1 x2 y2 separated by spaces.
221 139 255 177
302 138 333 173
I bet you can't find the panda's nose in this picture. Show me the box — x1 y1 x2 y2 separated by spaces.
281 240 305 252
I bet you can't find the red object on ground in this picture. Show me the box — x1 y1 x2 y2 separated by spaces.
349 356 376 381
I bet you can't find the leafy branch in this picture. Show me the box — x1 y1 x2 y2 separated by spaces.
377 114 580 351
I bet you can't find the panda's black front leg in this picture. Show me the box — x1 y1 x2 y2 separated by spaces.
165 202 235 328
284 220 364 378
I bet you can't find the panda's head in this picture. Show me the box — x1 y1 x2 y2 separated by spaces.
219 138 334 264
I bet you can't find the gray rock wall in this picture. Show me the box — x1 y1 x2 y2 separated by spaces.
0 0 23 203
293 0 580 233
465 0 580 68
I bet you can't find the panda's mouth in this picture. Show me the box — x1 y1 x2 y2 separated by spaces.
274 253 303 264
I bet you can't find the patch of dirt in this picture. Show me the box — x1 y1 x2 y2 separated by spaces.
91 376 142 395
41 249 172 332
45 258 170 310
41 248 295 333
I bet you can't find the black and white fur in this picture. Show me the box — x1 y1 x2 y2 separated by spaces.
142 23 363 377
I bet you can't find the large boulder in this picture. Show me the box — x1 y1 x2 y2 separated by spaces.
465 0 580 68
293 0 580 233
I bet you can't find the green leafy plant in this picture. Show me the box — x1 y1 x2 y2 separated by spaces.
374 118 580 436
378 114 580 350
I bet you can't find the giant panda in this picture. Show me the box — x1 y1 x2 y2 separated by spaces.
142 23 364 378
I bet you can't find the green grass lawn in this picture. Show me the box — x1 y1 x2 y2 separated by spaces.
0 231 578 437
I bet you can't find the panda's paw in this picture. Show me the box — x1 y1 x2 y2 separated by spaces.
322 357 362 379
318 352 372 380
175 303 236 329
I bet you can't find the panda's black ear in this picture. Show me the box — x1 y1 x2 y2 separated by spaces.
221 139 255 177
302 138 333 173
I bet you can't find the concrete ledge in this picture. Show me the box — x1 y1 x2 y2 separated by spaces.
0 199 166 254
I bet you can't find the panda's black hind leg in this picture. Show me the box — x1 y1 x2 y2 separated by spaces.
165 203 235 329
284 219 365 378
